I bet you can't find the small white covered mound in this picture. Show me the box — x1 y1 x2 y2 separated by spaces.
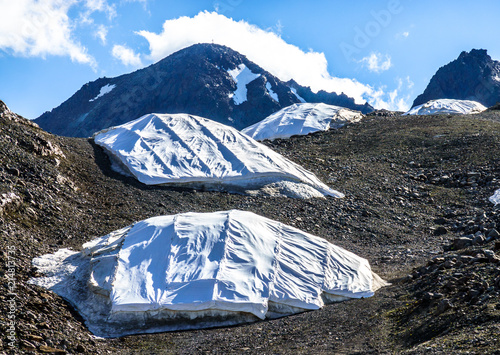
489 189 500 205
30 210 386 338
404 99 487 116
94 113 342 198
241 103 364 141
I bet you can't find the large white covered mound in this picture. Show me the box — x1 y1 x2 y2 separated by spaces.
241 103 364 141
404 99 487 116
30 210 386 338
93 113 342 199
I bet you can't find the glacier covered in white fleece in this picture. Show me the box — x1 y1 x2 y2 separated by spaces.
242 103 364 141
93 113 343 198
404 99 487 116
29 210 387 337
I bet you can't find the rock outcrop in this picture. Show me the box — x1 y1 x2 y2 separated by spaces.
412 49 500 108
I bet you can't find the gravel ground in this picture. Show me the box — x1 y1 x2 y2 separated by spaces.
1 102 500 354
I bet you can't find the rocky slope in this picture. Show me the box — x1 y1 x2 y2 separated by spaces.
1 100 500 354
35 44 373 138
412 49 500 108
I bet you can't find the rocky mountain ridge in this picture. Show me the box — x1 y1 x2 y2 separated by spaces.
413 49 500 108
35 44 373 138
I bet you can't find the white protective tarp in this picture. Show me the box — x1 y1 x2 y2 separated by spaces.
93 113 343 198
404 99 487 116
489 189 500 205
241 103 364 141
30 210 386 337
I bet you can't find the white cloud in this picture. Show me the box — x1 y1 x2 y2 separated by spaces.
94 24 108 45
0 0 95 65
370 77 413 112
0 0 119 67
405 75 414 89
137 11 386 107
396 31 410 40
274 20 284 36
112 44 143 67
359 52 392 73
83 0 116 20
0 0 122 67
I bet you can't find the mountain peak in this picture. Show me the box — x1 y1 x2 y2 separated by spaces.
459 48 489 59
0 100 11 115
161 43 245 66
35 44 373 137
412 49 500 108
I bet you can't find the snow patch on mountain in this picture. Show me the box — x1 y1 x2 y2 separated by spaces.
266 82 279 102
89 84 116 102
227 64 261 105
290 87 306 103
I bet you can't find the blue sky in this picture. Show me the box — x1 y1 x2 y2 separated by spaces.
0 0 499 119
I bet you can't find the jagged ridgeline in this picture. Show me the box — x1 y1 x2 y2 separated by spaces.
412 49 500 108
35 43 373 138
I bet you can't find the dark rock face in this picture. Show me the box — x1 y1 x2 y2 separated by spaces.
413 49 500 108
35 44 374 137
286 79 374 114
